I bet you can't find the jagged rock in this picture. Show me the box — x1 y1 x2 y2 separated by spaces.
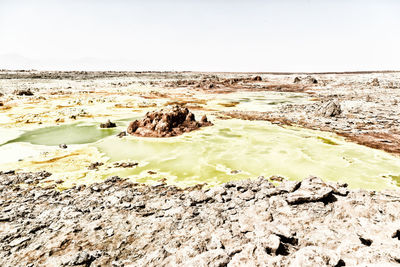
186 249 230 267
88 162 104 170
205 83 215 89
113 162 138 168
293 76 317 84
252 76 262 81
59 144 68 149
286 176 333 204
1 173 400 266
288 246 342 267
100 119 116 128
316 100 342 117
0 171 51 186
188 190 211 205
370 78 380 86
263 234 281 254
9 237 30 247
127 106 213 137
117 131 127 138
64 251 97 266
305 76 318 84
14 89 34 96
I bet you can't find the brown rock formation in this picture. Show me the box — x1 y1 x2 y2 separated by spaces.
14 89 34 96
127 105 213 137
294 76 318 84
370 78 380 86
100 119 117 128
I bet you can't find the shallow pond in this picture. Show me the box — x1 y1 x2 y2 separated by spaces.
91 119 400 190
4 122 121 146
1 90 400 190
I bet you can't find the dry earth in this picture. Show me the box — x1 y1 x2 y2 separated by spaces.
1 172 400 266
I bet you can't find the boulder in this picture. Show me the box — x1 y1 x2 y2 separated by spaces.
14 89 34 96
59 144 67 149
286 176 333 204
252 76 262 81
316 100 341 117
117 131 127 138
370 78 380 86
126 105 213 137
293 76 318 84
100 120 116 128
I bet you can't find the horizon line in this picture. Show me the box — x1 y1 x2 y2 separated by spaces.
1 69 400 76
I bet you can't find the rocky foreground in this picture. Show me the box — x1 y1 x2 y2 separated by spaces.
1 172 400 266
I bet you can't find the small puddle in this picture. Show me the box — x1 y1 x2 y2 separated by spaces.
4 122 121 146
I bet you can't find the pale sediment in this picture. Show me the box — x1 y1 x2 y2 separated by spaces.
1 172 400 266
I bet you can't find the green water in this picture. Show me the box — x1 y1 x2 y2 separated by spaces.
3 117 400 190
6 123 120 146
94 119 400 189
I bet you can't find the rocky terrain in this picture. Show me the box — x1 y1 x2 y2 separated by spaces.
126 105 212 137
1 171 400 266
212 73 400 155
2 70 400 266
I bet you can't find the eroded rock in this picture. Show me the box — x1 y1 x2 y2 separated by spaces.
100 119 116 128
316 100 342 117
293 76 318 84
14 89 34 96
127 105 213 137
370 78 380 86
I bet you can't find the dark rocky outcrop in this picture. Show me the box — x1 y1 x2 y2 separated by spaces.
59 144 67 149
127 105 213 137
100 120 116 128
14 89 34 96
88 162 104 170
294 76 318 84
113 162 138 168
370 78 380 86
117 131 127 138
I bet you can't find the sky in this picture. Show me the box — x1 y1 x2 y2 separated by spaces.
0 0 399 72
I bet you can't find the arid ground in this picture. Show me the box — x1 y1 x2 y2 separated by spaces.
1 70 400 266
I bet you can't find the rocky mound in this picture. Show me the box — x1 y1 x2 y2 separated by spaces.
293 76 318 84
127 105 213 137
100 120 116 128
316 100 342 118
369 78 380 86
1 173 400 266
14 89 34 96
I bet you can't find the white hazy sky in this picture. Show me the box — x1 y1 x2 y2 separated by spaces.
0 0 399 71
